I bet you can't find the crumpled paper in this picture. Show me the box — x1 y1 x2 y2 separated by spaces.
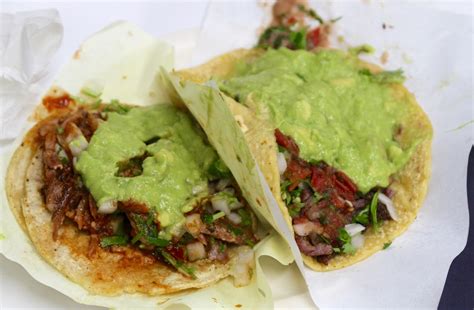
193 0 472 308
0 9 63 140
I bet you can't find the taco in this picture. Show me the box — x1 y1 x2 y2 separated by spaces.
5 90 262 296
172 16 432 270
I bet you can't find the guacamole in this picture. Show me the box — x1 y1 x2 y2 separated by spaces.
76 105 217 237
220 48 416 192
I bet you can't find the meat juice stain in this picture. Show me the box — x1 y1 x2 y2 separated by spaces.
42 94 74 111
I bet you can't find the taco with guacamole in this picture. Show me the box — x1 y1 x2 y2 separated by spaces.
169 2 433 271
5 90 262 296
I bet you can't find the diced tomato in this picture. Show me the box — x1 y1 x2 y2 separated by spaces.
275 129 300 156
335 171 358 193
307 27 321 48
42 95 74 111
287 16 297 25
285 159 312 188
311 166 332 193
166 245 185 261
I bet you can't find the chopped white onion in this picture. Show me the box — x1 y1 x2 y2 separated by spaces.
344 223 366 236
351 233 365 249
293 221 321 236
69 136 88 157
231 246 255 287
227 212 242 224
211 197 230 215
277 152 288 175
186 242 206 261
378 193 399 222
98 200 117 214
185 213 203 237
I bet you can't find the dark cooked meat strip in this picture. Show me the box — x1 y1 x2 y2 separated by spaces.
296 236 333 256
40 109 112 241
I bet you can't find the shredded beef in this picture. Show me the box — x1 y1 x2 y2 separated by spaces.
40 109 112 241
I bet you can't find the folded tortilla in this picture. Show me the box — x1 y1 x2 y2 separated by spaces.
173 48 433 271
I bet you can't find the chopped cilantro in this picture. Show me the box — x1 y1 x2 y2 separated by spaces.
219 242 227 253
104 99 131 114
349 44 375 55
338 228 356 254
237 209 252 226
289 28 307 50
131 213 168 247
146 236 169 247
131 232 144 244
342 242 356 254
56 126 64 134
288 204 303 218
228 225 243 236
353 206 369 225
245 239 256 247
370 191 380 232
319 234 331 244
208 158 232 179
297 4 324 24
313 191 323 202
359 68 406 84
212 211 226 222
160 251 196 279
383 242 392 250
202 214 214 225
100 235 128 247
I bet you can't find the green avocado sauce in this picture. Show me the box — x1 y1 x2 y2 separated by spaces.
220 48 419 192
76 105 218 238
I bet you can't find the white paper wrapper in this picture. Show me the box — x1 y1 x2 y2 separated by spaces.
0 9 63 140
0 20 295 309
193 0 472 308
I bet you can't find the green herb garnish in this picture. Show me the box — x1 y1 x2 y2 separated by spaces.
202 214 214 225
383 242 392 250
297 4 324 24
353 205 370 225
370 191 380 232
208 158 232 179
349 44 375 55
104 99 131 114
160 251 197 279
359 68 406 84
212 211 226 222
146 236 170 247
237 209 252 226
289 28 307 50
100 235 128 247
131 213 168 247
338 228 356 254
